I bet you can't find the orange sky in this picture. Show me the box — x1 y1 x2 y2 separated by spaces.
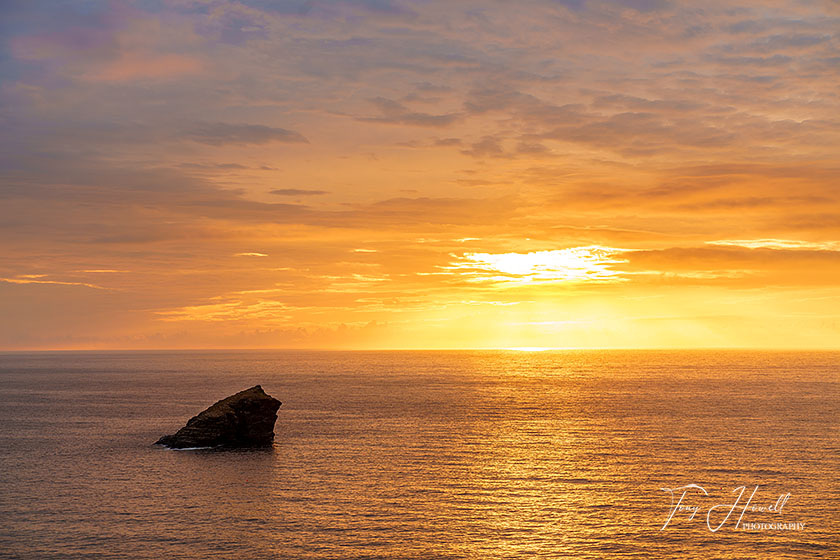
1 0 839 350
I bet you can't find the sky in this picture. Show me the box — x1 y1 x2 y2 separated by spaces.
1 0 839 350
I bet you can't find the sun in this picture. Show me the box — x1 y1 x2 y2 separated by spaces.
446 246 628 285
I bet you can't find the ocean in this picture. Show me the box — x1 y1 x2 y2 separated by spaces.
0 350 837 559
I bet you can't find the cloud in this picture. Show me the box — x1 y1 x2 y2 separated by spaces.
675 195 831 211
269 189 329 196
461 136 506 158
0 275 107 290
351 196 520 227
84 52 203 82
157 299 290 322
182 123 309 146
706 239 840 251
360 97 459 127
178 162 249 170
612 0 670 12
622 245 840 287
515 141 549 155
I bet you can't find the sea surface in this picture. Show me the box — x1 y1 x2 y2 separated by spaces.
0 350 837 559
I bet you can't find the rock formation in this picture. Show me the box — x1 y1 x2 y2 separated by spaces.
155 385 281 449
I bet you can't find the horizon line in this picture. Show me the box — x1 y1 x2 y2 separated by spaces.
2 346 840 353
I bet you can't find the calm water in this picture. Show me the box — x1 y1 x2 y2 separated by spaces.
0 350 837 559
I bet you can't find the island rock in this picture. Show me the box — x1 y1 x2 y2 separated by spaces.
155 385 281 449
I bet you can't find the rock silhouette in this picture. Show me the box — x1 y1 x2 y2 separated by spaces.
155 385 281 449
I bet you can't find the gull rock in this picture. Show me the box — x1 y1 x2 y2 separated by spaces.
155 385 281 449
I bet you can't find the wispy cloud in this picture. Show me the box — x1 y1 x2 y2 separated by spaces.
1 275 107 290
360 97 460 127
706 239 840 251
269 189 329 196
84 52 203 82
157 300 290 322
182 123 309 146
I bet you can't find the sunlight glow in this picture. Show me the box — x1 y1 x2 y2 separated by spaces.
446 246 627 285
